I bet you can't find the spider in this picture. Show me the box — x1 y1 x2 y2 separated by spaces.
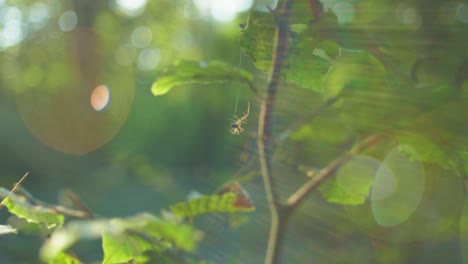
230 102 250 135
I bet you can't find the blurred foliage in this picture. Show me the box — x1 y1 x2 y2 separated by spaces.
0 0 467 263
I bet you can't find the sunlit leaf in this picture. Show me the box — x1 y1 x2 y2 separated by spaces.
49 252 82 264
102 232 153 264
394 131 460 175
318 155 381 205
151 60 253 96
170 192 255 219
0 188 64 229
103 214 198 263
371 145 425 227
241 11 339 92
0 224 17 236
40 219 109 262
40 213 199 262
322 49 387 100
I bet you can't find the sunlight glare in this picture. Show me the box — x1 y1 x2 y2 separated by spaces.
28 3 50 25
116 0 147 16
90 85 110 111
0 5 24 48
371 145 425 227
193 0 253 22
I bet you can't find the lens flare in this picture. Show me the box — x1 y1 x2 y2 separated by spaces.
90 85 110 111
371 145 425 227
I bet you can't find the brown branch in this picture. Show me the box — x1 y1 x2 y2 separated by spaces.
0 172 29 210
287 133 385 207
257 1 296 263
65 190 95 219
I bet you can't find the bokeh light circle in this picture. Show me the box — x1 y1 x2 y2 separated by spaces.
16 28 134 155
90 85 110 111
371 145 425 227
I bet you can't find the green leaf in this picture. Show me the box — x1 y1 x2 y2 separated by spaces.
151 60 253 96
0 224 17 235
103 214 199 263
170 192 255 219
319 155 381 205
322 49 388 100
241 11 339 92
40 213 200 263
40 219 109 262
102 232 153 264
49 252 82 264
0 188 64 228
394 131 460 175
371 145 425 227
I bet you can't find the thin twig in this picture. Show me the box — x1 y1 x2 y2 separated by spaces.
287 133 385 207
256 1 296 263
0 172 30 210
18 187 93 219
65 190 95 218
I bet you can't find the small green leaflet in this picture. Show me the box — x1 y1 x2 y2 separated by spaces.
170 192 255 219
0 188 64 229
151 60 253 96
0 224 17 235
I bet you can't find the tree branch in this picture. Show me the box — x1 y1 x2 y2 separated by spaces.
287 133 385 207
257 1 296 263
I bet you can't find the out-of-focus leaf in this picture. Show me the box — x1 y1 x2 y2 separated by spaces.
40 219 109 262
103 214 199 263
40 213 200 263
49 252 82 264
102 232 153 264
394 131 461 175
241 11 339 92
371 145 425 227
0 188 64 229
229 213 249 228
170 192 255 219
322 49 388 100
0 224 17 235
151 60 252 96
318 155 381 205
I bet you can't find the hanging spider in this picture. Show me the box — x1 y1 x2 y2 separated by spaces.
230 102 250 135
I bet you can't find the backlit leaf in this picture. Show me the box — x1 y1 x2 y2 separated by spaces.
322 49 387 100
40 213 199 262
318 155 381 205
0 188 64 229
241 11 339 92
151 60 252 96
394 131 460 175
